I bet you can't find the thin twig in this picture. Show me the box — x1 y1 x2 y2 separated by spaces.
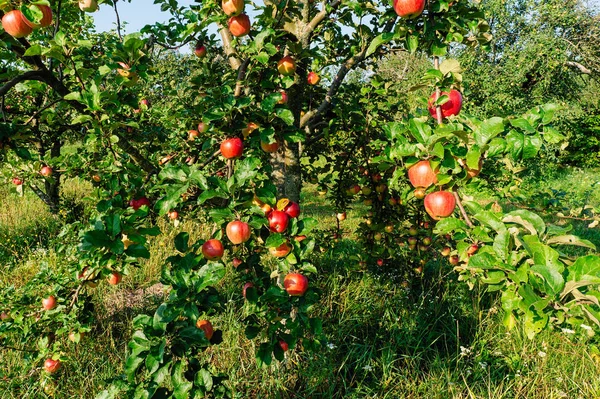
23 99 64 125
453 190 474 227
113 0 123 41
199 149 221 169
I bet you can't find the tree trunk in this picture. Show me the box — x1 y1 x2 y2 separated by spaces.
44 138 61 213
270 141 302 202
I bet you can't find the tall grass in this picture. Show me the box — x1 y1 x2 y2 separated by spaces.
1 168 600 398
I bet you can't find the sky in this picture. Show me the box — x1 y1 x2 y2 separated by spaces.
93 0 196 34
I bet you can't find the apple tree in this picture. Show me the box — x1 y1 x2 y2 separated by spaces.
0 0 599 397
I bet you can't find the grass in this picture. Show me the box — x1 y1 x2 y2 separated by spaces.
1 166 600 398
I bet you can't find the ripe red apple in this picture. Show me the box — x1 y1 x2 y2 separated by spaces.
393 0 425 18
242 282 254 299
12 177 23 185
226 220 251 244
22 5 53 28
107 272 122 285
222 0 244 16
40 166 52 177
268 210 289 233
196 319 214 340
307 71 321 85
202 239 224 260
42 296 57 310
228 14 250 37
279 340 289 352
284 273 308 296
261 141 279 153
188 130 199 141
277 56 296 76
79 0 98 12
220 137 243 159
283 201 300 218
424 191 456 220
408 160 437 188
197 122 208 133
92 174 101 182
294 235 307 242
449 255 459 265
428 90 463 118
168 210 179 220
129 197 150 210
194 43 207 58
2 10 33 38
441 247 452 257
377 259 384 267
232 258 243 268
44 358 61 374
269 242 292 258
278 90 288 104
372 173 382 182
336 212 346 221
407 237 418 246
139 98 150 108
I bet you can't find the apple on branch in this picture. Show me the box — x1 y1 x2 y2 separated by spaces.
277 56 296 76
428 89 463 118
1 10 33 38
22 5 53 29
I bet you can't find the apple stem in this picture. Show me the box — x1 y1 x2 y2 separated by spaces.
433 56 443 125
453 190 474 227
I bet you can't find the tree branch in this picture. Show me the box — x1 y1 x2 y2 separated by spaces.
234 59 251 97
218 24 242 70
301 0 342 41
0 71 51 97
566 61 593 75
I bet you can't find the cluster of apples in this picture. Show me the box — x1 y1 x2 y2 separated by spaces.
1 4 52 39
407 160 456 220
277 55 321 86
222 0 251 37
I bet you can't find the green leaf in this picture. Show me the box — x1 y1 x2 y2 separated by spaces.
265 233 284 248
275 108 294 125
256 342 273 367
366 32 395 58
105 214 121 237
234 157 261 186
172 361 193 399
434 217 468 234
546 235 596 250
23 45 42 56
510 118 535 133
567 255 600 283
174 232 189 253
126 244 150 259
503 210 545 235
475 117 504 147
195 369 213 390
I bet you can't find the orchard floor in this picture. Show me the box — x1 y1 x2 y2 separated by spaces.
1 166 599 398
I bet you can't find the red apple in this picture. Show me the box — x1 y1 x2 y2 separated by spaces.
393 0 425 18
168 210 179 220
129 197 150 210
377 259 384 267
441 247 452 257
269 242 292 258
428 90 463 118
268 210 289 233
202 239 224 260
278 90 288 104
228 14 250 37
294 235 307 242
307 71 321 85
467 244 479 256
92 174 101 182
283 201 300 218
220 137 243 159
346 184 361 196
232 258 243 268
279 340 289 351
44 358 61 374
196 319 214 340
40 166 52 177
408 160 437 188
241 122 259 138
336 212 346 221
22 5 53 29
12 177 23 185
1 312 10 321
424 191 456 220
284 273 308 296
277 56 296 76
449 255 459 265
42 296 57 310
188 130 199 141
422 237 432 246
139 98 150 108
261 141 279 153
197 122 208 133
2 10 33 38
222 0 244 16
243 282 254 298
407 237 418 246
107 272 122 285
79 0 98 12
226 220 251 244
194 44 207 58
